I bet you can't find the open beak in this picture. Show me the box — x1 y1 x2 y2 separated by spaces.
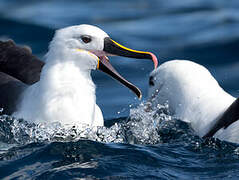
97 37 158 99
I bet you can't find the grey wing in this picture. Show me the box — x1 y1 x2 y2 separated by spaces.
0 40 45 84
0 40 45 114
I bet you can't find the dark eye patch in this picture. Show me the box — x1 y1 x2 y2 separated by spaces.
149 76 155 86
80 35 92 43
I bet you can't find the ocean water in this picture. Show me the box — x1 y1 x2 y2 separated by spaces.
0 0 239 179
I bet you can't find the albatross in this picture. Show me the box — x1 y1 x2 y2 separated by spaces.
0 24 158 127
147 60 239 143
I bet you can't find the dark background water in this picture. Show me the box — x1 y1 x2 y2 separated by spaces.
0 0 239 179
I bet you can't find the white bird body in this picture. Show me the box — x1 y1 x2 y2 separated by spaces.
14 25 104 126
148 60 239 143
10 24 157 127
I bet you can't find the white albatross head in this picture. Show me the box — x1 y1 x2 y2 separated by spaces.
47 24 108 70
147 60 235 136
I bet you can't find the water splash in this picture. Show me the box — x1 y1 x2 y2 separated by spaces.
126 102 173 144
1 101 237 154
0 101 179 146
1 100 239 175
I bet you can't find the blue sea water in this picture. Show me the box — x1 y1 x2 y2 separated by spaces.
0 0 239 179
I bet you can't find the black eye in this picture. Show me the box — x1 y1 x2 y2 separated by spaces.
149 76 155 86
81 35 92 43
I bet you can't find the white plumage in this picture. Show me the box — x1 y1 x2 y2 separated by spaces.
12 24 157 128
14 25 108 127
148 60 239 143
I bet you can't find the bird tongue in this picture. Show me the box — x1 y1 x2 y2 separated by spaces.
100 55 109 62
